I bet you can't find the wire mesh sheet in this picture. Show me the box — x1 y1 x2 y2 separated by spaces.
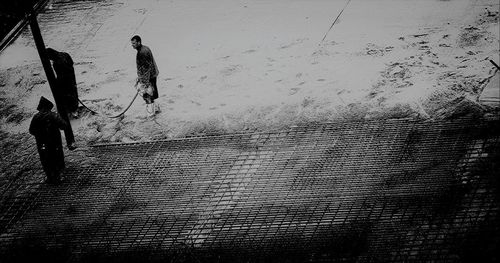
0 118 499 262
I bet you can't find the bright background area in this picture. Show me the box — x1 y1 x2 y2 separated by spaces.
0 0 498 143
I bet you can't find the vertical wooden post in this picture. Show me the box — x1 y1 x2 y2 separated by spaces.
29 12 57 97
29 12 75 146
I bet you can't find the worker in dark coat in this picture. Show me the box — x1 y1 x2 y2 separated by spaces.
131 35 160 116
46 48 79 118
29 96 68 184
46 48 77 150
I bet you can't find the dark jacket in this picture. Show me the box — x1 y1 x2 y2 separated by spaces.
29 110 68 148
29 97 68 176
47 48 79 112
136 44 159 83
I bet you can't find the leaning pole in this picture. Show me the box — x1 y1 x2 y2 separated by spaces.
29 11 75 143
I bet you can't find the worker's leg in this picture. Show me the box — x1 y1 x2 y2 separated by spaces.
149 77 160 113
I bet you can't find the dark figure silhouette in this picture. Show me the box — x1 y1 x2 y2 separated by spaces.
46 48 79 117
29 96 69 184
46 48 78 149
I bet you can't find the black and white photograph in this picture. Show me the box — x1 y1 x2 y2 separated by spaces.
0 0 499 262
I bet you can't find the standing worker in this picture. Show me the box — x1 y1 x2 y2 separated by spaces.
130 35 160 116
46 48 78 150
46 48 79 118
29 97 69 185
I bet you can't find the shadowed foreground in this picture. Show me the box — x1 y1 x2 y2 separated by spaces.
0 117 499 262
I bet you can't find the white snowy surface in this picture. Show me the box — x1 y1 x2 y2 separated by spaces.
0 0 498 144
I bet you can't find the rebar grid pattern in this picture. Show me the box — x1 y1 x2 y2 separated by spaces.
0 118 499 262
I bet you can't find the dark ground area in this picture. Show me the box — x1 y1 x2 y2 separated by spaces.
1 117 499 262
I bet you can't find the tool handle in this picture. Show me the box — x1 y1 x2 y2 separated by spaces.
490 60 500 70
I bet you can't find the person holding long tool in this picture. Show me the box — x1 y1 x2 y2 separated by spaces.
131 35 160 117
45 47 78 150
46 48 79 118
29 96 69 185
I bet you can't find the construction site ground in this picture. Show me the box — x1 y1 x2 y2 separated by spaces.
1 117 500 262
1 0 499 262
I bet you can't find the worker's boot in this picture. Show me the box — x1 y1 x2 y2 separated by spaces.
155 103 161 114
46 171 61 185
146 103 155 117
70 111 79 119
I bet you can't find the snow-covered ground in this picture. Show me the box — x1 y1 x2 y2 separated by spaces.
0 0 498 145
